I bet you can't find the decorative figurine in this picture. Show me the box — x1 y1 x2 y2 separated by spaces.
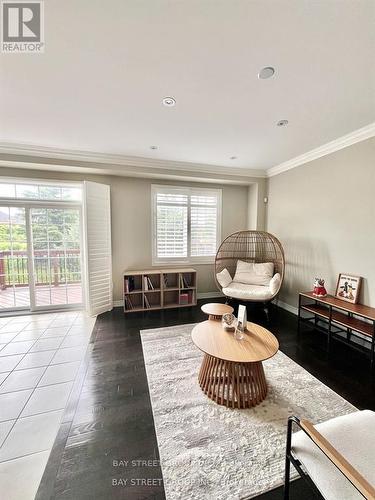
222 313 236 332
313 277 327 297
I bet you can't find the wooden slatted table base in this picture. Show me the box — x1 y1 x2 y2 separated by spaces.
198 354 268 409
208 314 224 321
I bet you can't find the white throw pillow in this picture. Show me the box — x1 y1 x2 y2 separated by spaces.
216 268 232 288
233 260 274 286
269 273 281 294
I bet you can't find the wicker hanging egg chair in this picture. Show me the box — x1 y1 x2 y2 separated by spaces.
214 230 285 303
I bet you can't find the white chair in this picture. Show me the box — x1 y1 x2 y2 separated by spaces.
284 411 375 499
214 231 285 304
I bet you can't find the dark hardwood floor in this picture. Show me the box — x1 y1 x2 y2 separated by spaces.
36 300 375 500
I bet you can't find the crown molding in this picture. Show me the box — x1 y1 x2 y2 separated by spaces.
0 142 266 179
0 158 259 186
3 121 373 182
267 121 375 177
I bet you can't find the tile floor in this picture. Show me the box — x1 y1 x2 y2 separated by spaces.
0 310 96 500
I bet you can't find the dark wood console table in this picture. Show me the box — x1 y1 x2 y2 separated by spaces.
298 291 375 369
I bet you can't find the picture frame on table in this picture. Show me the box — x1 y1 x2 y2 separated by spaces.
335 273 362 304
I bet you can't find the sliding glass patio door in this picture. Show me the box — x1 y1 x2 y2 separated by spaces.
0 204 83 312
0 206 30 310
0 179 114 316
30 207 82 309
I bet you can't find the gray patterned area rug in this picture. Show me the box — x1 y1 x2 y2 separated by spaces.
140 323 356 500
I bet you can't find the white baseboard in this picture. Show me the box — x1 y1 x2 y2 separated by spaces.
115 295 298 312
275 299 298 316
197 291 223 299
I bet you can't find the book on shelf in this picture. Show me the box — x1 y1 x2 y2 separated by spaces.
179 293 189 305
125 296 134 310
129 276 135 292
125 276 137 293
143 276 155 291
144 294 151 309
163 275 168 287
180 275 190 288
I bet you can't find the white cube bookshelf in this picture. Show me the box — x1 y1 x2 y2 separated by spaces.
123 268 197 313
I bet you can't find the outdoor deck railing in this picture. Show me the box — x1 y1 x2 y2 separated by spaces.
0 250 81 289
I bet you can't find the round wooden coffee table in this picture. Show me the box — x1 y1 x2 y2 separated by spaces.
191 320 279 409
201 302 234 320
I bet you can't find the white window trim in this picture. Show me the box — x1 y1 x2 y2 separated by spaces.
0 177 81 186
151 184 222 266
0 178 82 203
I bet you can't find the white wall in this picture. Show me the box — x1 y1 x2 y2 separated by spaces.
267 137 375 309
109 177 251 299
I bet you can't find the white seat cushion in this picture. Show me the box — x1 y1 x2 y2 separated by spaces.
269 273 281 294
233 261 274 286
222 282 273 301
216 268 232 288
292 410 375 500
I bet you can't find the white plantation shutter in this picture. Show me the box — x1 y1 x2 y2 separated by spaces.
190 197 218 256
152 185 221 263
157 204 188 258
83 181 113 316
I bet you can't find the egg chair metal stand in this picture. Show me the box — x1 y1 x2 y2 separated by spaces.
214 230 285 318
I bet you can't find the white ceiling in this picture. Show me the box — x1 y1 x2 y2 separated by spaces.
1 0 374 174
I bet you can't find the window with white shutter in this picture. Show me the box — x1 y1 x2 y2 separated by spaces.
152 185 222 264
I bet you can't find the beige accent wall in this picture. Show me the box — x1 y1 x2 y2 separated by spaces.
0 167 266 302
267 137 375 309
247 182 267 230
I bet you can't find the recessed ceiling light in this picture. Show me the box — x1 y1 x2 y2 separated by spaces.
258 66 275 79
162 96 176 107
150 145 158 150
277 119 289 127
230 156 237 160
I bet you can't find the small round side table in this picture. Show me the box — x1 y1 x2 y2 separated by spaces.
201 302 234 320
